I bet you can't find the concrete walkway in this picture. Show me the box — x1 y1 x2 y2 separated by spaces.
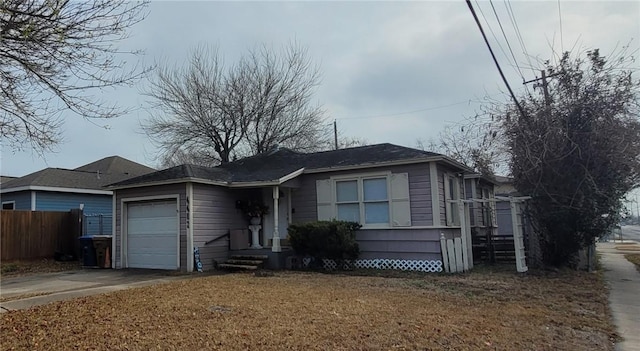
0 269 188 313
597 241 640 351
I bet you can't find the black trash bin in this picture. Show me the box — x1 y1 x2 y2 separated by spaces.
92 235 112 268
78 236 97 267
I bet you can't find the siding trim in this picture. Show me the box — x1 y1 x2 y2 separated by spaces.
186 183 194 272
1 186 112 195
120 194 181 269
31 191 36 210
429 163 441 226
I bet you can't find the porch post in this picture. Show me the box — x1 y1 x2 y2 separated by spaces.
272 186 282 252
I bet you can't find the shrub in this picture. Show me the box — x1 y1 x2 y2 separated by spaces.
288 221 361 268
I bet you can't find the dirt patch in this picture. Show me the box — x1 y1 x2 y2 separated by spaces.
0 266 617 350
0 259 80 278
624 254 640 273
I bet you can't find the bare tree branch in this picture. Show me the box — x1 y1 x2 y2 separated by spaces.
144 43 330 167
0 0 151 153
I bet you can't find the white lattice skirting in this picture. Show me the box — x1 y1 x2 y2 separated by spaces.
320 258 443 273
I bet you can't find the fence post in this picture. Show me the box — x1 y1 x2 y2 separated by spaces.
440 232 450 273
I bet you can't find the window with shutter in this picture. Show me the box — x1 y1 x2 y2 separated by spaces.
315 172 411 228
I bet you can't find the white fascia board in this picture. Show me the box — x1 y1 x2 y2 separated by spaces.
0 186 112 195
228 181 279 188
108 178 229 190
278 168 305 183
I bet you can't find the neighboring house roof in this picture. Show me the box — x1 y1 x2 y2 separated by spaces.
0 156 155 194
109 143 473 189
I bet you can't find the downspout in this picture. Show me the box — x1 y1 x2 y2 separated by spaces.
112 194 116 269
31 191 36 210
186 183 194 272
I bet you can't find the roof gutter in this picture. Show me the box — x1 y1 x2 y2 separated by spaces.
303 156 474 174
0 185 113 195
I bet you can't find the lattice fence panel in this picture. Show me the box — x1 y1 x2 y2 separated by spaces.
319 258 443 273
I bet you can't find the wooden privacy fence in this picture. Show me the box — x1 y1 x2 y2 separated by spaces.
1 209 82 261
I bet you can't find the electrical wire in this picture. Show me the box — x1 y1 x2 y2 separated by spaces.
474 1 515 75
336 99 476 121
504 0 536 77
489 0 526 83
466 0 529 122
557 0 564 53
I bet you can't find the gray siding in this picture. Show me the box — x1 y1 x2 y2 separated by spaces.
437 164 464 226
192 184 250 269
114 184 187 270
1 191 31 209
291 163 433 226
356 228 459 261
289 163 460 261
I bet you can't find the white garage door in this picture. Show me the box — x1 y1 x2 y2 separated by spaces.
127 200 178 270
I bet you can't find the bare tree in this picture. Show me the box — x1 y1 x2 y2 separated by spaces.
419 114 509 176
241 45 329 155
0 0 150 152
144 43 330 165
144 46 250 165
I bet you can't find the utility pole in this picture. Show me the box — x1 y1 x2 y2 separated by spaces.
334 120 338 150
523 70 561 107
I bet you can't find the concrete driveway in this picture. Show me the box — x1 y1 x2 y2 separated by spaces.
0 269 188 313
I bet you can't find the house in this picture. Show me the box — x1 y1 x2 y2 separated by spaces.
464 174 499 263
0 156 154 235
109 143 475 271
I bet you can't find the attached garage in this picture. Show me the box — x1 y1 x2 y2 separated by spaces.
126 199 179 270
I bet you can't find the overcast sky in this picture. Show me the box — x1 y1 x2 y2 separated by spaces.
1 0 639 180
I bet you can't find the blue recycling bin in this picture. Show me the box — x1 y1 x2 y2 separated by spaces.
78 236 97 267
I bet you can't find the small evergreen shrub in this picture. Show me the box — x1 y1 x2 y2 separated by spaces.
288 220 361 269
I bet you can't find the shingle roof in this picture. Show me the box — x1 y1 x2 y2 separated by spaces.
1 156 155 191
0 176 16 184
110 164 231 187
109 143 459 188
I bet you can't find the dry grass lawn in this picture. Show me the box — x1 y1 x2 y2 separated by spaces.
1 266 616 351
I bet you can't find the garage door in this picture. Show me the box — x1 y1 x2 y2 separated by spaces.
127 200 178 270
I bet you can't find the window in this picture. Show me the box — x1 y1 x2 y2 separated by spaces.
444 174 461 226
2 201 15 210
336 177 389 225
316 172 411 227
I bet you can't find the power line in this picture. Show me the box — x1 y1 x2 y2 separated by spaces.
336 99 475 121
489 0 525 82
474 1 514 76
466 0 528 121
557 0 564 53
504 0 536 77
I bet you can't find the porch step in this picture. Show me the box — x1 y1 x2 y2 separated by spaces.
218 254 269 271
226 259 264 265
218 263 259 270
229 254 269 260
